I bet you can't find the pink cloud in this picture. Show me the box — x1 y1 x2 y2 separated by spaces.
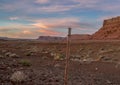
30 17 81 29
0 22 66 38
38 29 64 36
22 30 32 34
31 23 48 29
35 0 50 4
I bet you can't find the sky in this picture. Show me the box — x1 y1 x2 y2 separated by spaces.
0 0 120 39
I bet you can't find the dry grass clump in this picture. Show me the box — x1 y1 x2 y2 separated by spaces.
19 60 31 66
10 71 27 83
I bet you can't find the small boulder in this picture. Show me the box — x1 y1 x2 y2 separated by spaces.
9 53 19 58
54 63 61 68
1 50 8 53
5 52 12 57
5 52 19 58
71 58 80 62
0 55 4 58
82 58 94 64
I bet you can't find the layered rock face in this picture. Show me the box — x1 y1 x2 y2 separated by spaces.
92 16 120 40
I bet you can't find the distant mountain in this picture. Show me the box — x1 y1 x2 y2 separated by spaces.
37 35 92 42
92 16 120 40
37 36 65 42
0 37 9 40
0 37 35 41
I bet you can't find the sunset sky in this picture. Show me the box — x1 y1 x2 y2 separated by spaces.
0 0 120 39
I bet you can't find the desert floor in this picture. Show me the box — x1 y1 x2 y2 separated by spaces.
0 40 120 85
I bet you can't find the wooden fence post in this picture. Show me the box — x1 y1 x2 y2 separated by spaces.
64 27 71 85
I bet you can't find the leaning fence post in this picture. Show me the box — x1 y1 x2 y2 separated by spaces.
64 27 71 85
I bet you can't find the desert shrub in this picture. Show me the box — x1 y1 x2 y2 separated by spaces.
19 60 31 66
54 53 65 60
10 71 27 83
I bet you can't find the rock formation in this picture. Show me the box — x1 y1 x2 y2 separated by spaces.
92 16 120 40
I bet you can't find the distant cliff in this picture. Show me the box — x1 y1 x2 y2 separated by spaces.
92 16 120 40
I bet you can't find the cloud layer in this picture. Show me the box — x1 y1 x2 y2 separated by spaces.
0 0 120 38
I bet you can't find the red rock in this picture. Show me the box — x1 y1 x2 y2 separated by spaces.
92 16 120 40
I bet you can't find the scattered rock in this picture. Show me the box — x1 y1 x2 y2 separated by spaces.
95 67 98 71
9 53 19 58
42 56 48 59
50 52 55 56
115 62 120 68
26 51 34 56
54 63 61 68
101 56 111 61
0 55 4 58
99 49 114 54
5 52 19 58
83 58 94 62
1 50 8 53
71 58 80 62
106 80 112 84
79 48 84 51
5 52 12 57
42 51 49 54
82 58 94 64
